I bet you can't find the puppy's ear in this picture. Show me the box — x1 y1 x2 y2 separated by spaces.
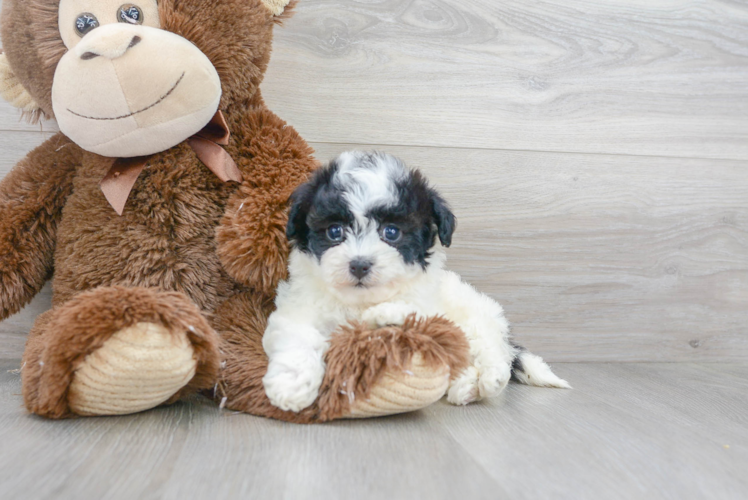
430 190 456 247
286 183 313 248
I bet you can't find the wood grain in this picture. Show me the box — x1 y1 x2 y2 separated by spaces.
0 100 51 133
427 362 748 500
0 131 53 178
311 144 748 362
261 0 748 159
0 286 51 360
2 0 748 159
1 361 747 499
0 0 747 363
1 144 746 362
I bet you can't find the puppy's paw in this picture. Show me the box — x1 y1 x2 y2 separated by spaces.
447 366 480 405
476 362 511 398
361 302 421 329
446 362 511 405
263 351 325 412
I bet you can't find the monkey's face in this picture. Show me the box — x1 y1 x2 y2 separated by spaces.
52 0 222 157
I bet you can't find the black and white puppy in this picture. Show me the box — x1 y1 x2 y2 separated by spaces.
262 151 570 412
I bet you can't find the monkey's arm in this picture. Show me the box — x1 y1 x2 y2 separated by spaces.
0 133 79 320
216 106 318 295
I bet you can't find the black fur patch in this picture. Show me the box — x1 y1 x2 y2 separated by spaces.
286 152 457 267
287 160 354 260
510 339 526 381
368 168 455 268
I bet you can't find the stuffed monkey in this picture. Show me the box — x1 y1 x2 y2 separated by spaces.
0 0 468 420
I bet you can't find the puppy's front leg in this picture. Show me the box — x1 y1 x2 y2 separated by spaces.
262 315 328 412
439 271 516 405
361 301 424 329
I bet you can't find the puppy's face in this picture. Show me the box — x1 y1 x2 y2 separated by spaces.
287 151 455 304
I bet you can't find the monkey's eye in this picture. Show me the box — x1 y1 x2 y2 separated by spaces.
75 13 100 37
381 225 401 243
118 4 144 25
326 224 344 242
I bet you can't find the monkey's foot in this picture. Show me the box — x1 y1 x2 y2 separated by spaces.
22 287 219 419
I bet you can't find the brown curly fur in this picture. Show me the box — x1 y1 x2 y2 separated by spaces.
0 0 469 421
22 286 220 419
214 293 470 423
0 133 79 318
216 106 321 294
0 0 318 418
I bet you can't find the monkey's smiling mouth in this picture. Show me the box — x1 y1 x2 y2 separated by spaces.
67 72 186 121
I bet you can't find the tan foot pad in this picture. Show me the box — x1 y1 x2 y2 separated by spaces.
68 323 197 416
346 353 450 418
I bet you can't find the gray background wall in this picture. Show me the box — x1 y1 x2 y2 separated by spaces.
1 0 746 361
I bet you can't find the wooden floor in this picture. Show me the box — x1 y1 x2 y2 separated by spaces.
0 359 746 500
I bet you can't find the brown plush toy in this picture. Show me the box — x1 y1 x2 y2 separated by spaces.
0 0 468 421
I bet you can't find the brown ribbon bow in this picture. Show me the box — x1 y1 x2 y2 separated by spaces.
100 111 243 215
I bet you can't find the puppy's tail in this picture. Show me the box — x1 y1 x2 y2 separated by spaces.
511 343 571 389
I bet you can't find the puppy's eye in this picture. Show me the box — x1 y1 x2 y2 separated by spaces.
75 13 100 37
382 225 401 243
326 224 344 242
118 4 144 25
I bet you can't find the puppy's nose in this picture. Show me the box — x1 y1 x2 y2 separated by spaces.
349 259 373 280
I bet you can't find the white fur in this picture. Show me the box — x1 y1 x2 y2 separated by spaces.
512 352 572 389
335 151 405 224
263 246 570 412
262 154 570 412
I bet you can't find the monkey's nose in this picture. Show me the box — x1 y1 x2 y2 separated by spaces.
75 24 144 61
349 259 373 280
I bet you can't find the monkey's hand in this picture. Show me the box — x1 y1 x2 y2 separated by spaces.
216 108 318 295
0 134 78 320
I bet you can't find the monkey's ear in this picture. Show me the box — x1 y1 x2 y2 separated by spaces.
261 0 296 18
0 53 42 119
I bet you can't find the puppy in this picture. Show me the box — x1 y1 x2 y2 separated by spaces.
262 151 570 412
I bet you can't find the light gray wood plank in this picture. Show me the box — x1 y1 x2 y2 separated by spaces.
1 361 747 500
559 363 748 443
1 144 746 362
160 407 504 500
0 131 50 178
0 358 502 500
262 0 748 160
1 0 746 363
0 100 56 133
0 285 51 361
311 143 748 362
427 363 748 500
2 1 748 160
